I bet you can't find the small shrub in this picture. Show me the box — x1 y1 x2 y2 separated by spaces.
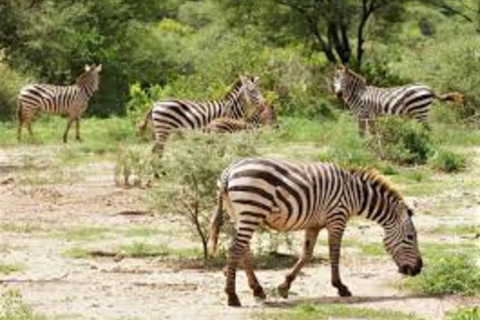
149 130 259 261
0 290 48 320
446 307 480 320
404 253 480 296
428 150 466 173
371 117 433 165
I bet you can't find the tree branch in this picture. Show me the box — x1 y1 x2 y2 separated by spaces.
424 0 473 22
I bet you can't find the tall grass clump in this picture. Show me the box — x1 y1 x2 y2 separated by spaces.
446 307 480 320
371 117 433 165
0 290 48 320
148 130 259 262
428 150 466 173
0 62 33 121
403 253 480 296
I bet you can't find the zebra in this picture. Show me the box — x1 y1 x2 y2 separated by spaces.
137 75 265 156
207 157 422 306
333 65 464 136
204 101 277 134
17 64 102 143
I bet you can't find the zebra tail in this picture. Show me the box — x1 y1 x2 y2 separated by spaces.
435 92 465 105
137 108 153 137
207 180 226 257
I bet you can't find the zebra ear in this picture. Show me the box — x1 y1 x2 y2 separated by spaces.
85 64 91 72
252 76 260 84
96 64 102 72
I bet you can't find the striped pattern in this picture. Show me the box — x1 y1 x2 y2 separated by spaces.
204 102 277 134
17 64 102 142
138 76 264 156
208 157 422 306
333 66 464 135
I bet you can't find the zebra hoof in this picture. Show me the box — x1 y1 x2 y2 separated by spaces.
227 294 241 307
338 287 352 297
277 285 289 298
253 287 266 300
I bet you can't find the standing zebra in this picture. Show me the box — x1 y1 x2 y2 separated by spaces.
204 101 277 133
333 65 464 136
137 76 264 156
208 157 422 306
17 64 102 142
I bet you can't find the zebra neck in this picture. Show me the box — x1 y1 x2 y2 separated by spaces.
356 183 399 229
78 82 95 98
222 89 246 119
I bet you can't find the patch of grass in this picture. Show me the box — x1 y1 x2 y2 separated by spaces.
118 242 169 258
428 224 480 236
403 253 480 296
0 223 45 233
57 227 111 241
16 168 80 186
428 150 466 173
0 262 24 275
446 307 480 320
63 248 90 259
124 227 161 238
359 243 385 256
0 290 49 320
256 303 422 320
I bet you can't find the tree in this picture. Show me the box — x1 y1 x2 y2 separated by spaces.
217 0 406 67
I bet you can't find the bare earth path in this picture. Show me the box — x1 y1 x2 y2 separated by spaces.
0 145 479 320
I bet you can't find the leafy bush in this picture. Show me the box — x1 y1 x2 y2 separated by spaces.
428 150 466 173
371 117 433 165
148 130 259 261
446 307 480 320
0 290 48 320
404 253 480 296
0 62 32 121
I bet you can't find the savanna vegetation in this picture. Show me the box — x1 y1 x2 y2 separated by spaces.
1 1 480 319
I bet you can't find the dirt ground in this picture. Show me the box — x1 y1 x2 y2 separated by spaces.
0 145 479 320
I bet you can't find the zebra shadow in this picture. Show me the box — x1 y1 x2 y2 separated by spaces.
263 294 435 308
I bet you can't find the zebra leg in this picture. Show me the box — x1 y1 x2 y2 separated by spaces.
242 249 266 300
368 119 377 136
17 119 23 141
327 220 352 297
277 227 321 298
63 118 75 143
75 117 82 141
26 120 34 141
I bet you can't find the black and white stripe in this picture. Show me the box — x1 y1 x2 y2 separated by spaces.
333 66 464 135
208 157 423 306
138 76 264 155
17 64 102 142
204 102 277 134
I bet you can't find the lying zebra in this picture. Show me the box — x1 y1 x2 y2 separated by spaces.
208 157 423 306
204 102 277 133
333 65 464 135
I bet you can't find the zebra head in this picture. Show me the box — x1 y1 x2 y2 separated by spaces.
239 75 264 115
259 102 278 127
333 65 366 100
79 64 102 94
384 202 423 277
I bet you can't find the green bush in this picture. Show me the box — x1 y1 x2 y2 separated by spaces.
446 307 480 320
0 62 32 121
0 290 48 320
428 150 466 173
148 130 259 261
371 117 433 165
404 253 480 296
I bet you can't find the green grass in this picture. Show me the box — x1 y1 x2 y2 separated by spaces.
446 307 480 320
403 253 480 296
57 227 111 241
124 227 161 238
428 224 480 236
63 248 91 259
117 242 169 258
255 303 422 320
428 150 467 173
0 223 46 233
0 262 24 275
0 290 49 320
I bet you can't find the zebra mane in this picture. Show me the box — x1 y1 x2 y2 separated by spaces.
345 69 367 86
75 68 97 86
348 167 404 202
223 77 245 99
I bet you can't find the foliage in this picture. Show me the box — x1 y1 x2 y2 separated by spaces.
404 253 480 296
0 62 33 121
0 290 48 320
428 150 466 173
446 307 480 320
148 130 259 261
370 117 433 165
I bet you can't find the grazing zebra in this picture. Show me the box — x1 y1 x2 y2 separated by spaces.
207 157 422 306
333 65 464 136
137 76 264 156
204 102 277 133
17 64 102 142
